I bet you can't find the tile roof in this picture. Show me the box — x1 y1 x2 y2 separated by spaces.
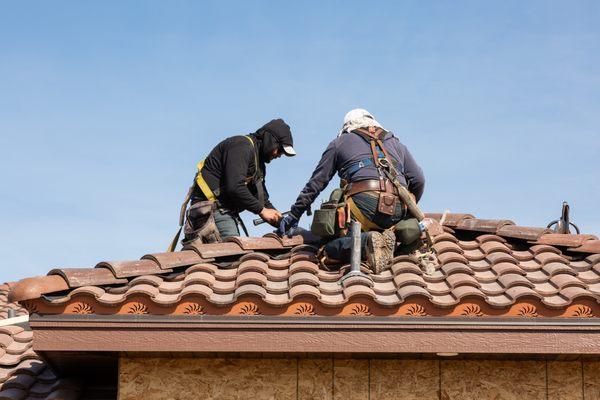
0 325 81 400
9 213 600 319
0 286 81 400
0 285 27 320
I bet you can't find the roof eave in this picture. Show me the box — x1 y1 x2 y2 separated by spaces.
29 314 600 355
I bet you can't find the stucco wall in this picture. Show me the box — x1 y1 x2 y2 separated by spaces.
119 356 600 400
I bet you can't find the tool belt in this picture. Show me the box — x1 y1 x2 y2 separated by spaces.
346 179 399 197
182 200 221 245
346 179 403 216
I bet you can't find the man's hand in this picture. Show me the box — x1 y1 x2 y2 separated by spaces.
277 214 299 237
259 208 283 227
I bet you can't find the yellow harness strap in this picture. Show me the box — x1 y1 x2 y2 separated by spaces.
346 196 382 231
195 160 217 201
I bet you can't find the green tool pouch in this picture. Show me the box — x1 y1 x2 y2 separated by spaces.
311 188 346 238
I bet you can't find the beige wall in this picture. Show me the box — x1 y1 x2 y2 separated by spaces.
119 356 600 400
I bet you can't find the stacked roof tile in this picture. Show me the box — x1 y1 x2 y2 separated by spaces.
0 289 81 400
9 213 600 318
0 285 27 320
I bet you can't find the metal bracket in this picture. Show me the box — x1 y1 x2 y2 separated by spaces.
547 201 580 234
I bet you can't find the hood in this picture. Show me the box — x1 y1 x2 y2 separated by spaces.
253 118 296 161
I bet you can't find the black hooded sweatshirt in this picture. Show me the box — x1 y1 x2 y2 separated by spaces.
193 119 293 214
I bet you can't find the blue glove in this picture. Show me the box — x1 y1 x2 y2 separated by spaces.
277 214 299 237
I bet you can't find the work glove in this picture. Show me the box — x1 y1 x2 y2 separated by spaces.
277 214 299 237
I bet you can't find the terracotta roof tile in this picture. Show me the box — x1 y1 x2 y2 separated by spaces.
96 259 166 279
498 274 533 289
48 267 127 288
462 248 486 261
472 269 496 283
397 285 432 302
542 295 570 308
532 282 559 296
479 281 504 295
424 213 474 227
432 241 463 255
456 218 514 233
576 270 600 284
9 216 600 318
343 284 376 299
425 280 452 295
289 284 321 300
476 234 508 244
512 250 534 261
534 251 568 266
446 273 479 288
437 252 469 265
184 241 249 259
430 293 457 307
142 250 210 269
526 270 549 283
549 274 586 289
560 286 595 301
237 271 268 287
496 225 551 241
340 275 372 289
440 262 473 275
537 234 598 248
505 286 542 301
225 236 284 251
486 252 517 265
530 244 562 256
393 273 426 288
0 285 26 320
570 240 600 254
480 240 511 255
491 262 524 276
451 285 485 300
432 232 459 244
518 259 541 271
467 259 492 271
542 262 575 277
0 326 80 399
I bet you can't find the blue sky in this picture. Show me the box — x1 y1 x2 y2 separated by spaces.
1 1 599 282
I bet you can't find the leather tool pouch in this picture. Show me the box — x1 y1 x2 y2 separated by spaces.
377 191 397 216
311 189 346 238
183 200 222 244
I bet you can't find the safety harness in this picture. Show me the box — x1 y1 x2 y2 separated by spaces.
342 127 439 274
343 127 402 231
168 136 261 252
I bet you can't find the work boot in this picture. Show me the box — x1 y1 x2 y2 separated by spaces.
364 230 396 274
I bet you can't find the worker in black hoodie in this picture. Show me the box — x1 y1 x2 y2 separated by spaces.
169 119 296 249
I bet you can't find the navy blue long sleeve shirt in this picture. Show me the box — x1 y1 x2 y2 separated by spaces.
290 130 425 218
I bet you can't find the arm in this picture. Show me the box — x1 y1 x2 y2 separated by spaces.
402 145 425 202
260 164 275 209
262 181 275 209
222 143 264 214
289 140 338 218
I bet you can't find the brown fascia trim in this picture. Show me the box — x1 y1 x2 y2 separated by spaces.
29 314 600 355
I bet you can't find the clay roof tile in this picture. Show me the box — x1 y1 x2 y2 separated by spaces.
47 268 126 288
537 234 598 248
496 225 551 241
96 260 166 279
141 250 208 269
456 218 514 233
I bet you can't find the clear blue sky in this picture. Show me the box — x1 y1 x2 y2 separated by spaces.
1 1 599 282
